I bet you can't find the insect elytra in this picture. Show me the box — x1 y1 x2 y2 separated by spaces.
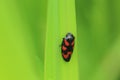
61 33 75 62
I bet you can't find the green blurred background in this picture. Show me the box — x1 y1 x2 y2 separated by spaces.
76 0 120 80
0 0 120 80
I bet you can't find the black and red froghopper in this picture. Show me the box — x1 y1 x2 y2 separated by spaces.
61 33 75 62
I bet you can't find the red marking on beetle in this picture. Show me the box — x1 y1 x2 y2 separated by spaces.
71 41 74 46
62 53 69 59
62 46 67 51
64 39 69 46
62 52 72 59
67 52 72 55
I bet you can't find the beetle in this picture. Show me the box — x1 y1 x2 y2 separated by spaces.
61 33 75 62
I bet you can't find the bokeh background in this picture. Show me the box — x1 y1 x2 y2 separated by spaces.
76 0 120 80
0 0 120 80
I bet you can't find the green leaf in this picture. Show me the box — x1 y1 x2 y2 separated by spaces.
44 0 79 80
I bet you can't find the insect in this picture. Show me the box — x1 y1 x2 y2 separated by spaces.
61 33 75 62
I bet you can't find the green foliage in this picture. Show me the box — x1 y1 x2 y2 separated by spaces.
44 0 78 80
0 0 120 80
